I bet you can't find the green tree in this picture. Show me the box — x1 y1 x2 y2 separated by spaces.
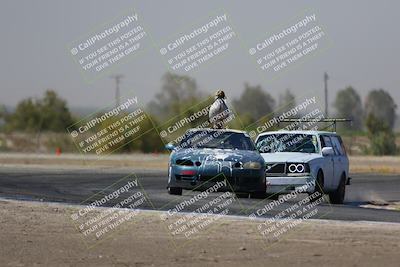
233 83 275 122
3 90 74 133
3 98 42 132
365 114 397 155
40 90 74 131
132 116 164 153
364 89 397 129
147 72 204 120
334 86 363 130
278 89 296 110
97 113 164 153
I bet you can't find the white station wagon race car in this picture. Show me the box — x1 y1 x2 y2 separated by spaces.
255 130 350 204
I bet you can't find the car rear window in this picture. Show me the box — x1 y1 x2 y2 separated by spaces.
256 133 320 153
331 136 346 155
179 131 256 151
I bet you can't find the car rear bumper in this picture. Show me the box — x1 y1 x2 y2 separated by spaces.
169 167 265 193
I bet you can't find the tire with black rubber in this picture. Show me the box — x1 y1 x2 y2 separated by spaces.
168 187 182 195
266 193 279 200
329 174 346 204
250 192 267 199
310 170 324 202
235 192 249 198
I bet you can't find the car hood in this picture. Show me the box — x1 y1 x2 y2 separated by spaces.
172 148 263 163
260 152 322 163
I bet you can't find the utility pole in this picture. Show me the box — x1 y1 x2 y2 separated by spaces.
110 75 124 107
324 72 329 117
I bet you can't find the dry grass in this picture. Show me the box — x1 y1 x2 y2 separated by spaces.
349 156 400 174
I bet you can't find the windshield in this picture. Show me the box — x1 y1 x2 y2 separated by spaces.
256 133 320 153
178 131 255 151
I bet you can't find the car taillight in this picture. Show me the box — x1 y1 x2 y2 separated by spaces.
180 170 196 176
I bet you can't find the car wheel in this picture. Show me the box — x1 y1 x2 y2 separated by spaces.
329 174 346 204
250 192 267 199
310 170 324 202
168 187 182 195
266 193 279 200
235 192 249 198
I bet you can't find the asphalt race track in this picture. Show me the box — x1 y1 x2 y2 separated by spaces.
0 167 399 223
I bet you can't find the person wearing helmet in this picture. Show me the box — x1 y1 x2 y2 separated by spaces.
209 90 231 129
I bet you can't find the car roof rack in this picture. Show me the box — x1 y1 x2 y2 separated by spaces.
278 118 352 132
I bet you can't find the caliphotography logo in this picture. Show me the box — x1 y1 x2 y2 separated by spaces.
156 10 238 79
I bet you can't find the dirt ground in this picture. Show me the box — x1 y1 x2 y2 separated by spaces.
1 199 399 267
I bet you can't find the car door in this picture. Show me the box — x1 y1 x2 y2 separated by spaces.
338 135 349 177
320 135 334 190
330 135 348 188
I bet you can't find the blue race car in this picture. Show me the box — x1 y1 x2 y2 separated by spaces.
165 128 266 198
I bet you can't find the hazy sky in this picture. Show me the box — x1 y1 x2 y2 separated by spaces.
1 0 399 112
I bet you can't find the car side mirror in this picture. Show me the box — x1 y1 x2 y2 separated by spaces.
165 143 175 151
322 147 334 156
